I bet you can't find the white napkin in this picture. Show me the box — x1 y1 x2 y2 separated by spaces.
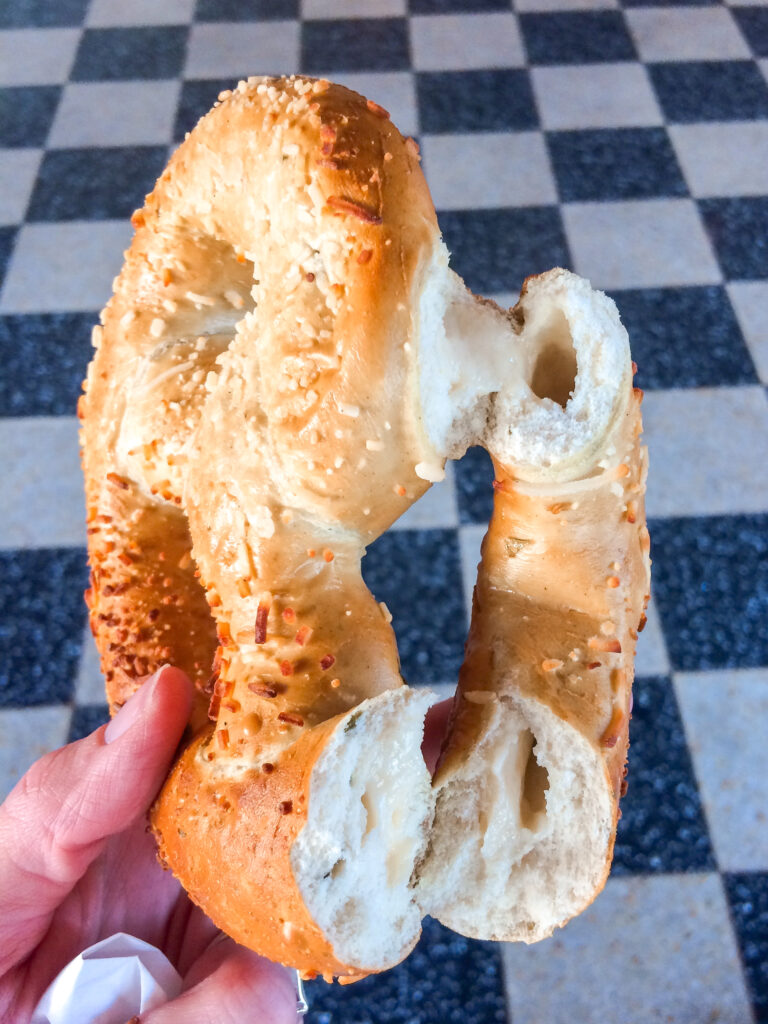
30 932 182 1024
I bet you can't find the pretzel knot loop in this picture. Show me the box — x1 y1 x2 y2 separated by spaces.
82 77 650 981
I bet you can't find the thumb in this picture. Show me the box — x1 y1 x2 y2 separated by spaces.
0 665 192 975
140 937 300 1024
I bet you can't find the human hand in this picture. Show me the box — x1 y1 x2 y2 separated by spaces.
0 666 300 1023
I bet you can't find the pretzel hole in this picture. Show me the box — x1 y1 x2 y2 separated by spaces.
529 309 578 409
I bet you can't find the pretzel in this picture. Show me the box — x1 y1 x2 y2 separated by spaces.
81 76 650 982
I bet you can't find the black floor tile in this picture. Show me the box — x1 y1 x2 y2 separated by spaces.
175 78 235 140
409 0 510 11
548 128 687 202
0 313 95 417
301 19 409 74
417 69 538 133
454 446 494 526
520 11 637 65
306 915 508 1024
71 26 189 81
723 872 768 1024
609 286 758 390
0 548 88 708
195 0 298 19
618 0 718 5
612 675 715 875
700 197 768 281
27 147 167 222
0 86 60 147
649 60 768 123
438 206 570 296
68 704 110 742
650 514 768 671
0 0 89 28
362 529 466 686
731 7 768 58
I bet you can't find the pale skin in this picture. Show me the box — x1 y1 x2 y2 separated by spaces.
0 666 451 1022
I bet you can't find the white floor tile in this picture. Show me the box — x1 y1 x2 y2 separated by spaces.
502 873 753 1024
515 0 617 8
642 386 768 517
458 524 485 627
325 72 417 136
75 626 106 706
391 463 459 531
670 122 768 198
0 149 42 226
0 28 79 86
727 281 768 384
422 131 557 209
531 63 663 131
563 199 721 290
634 597 670 678
86 0 195 26
0 220 131 314
410 14 524 72
676 668 768 872
49 81 180 148
0 706 71 802
0 417 85 549
185 22 300 79
626 8 750 62
302 0 406 16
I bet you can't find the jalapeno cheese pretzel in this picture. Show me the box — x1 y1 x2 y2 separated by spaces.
81 76 650 982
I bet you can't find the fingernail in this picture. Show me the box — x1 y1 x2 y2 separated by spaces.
104 668 164 744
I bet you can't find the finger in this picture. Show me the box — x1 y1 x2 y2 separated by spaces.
0 665 192 974
421 697 453 775
141 937 300 1024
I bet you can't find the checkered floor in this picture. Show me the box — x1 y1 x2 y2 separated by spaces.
1 0 767 1021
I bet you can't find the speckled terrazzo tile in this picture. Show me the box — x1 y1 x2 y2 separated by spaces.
547 127 687 201
71 26 189 82
649 60 768 123
0 85 60 147
417 69 538 133
86 0 195 27
700 197 768 280
174 78 235 140
0 28 79 86
0 705 71 801
723 872 768 1022
0 0 88 29
633 598 670 677
0 311 94 415
0 228 16 292
642 387 768 518
301 18 409 74
670 122 768 198
453 445 494 525
613 675 715 875
0 417 85 549
675 669 768 873
68 703 110 742
303 0 406 17
196 0 299 19
531 63 663 130
439 206 570 296
0 220 132 313
423 132 557 209
409 13 525 72
306 916 507 1024
626 7 750 62
49 81 179 147
649 513 768 671
409 0 510 12
727 281 768 384
362 528 465 686
0 547 87 708
186 22 300 79
519 10 637 65
458 524 485 626
501 873 753 1024
732 6 768 59
27 146 168 222
0 149 41 226
609 285 757 390
563 199 721 290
